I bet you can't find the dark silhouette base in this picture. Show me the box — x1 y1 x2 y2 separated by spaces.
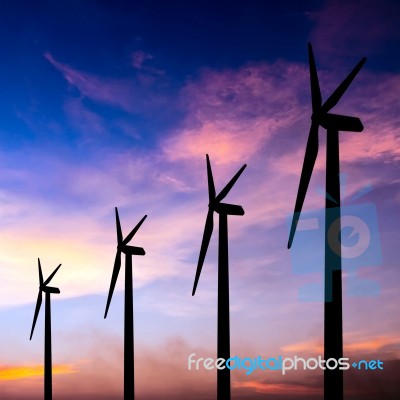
124 254 134 400
324 129 343 400
217 212 230 400
104 209 146 400
45 292 52 400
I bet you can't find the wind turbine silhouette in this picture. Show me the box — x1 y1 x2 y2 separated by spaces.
104 207 147 400
192 154 246 400
30 258 62 400
288 43 366 400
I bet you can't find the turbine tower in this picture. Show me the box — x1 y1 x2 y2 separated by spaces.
30 259 62 400
192 154 246 400
104 207 147 400
288 43 366 400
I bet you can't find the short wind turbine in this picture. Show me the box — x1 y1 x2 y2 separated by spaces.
288 43 366 400
104 207 147 400
192 154 246 400
30 258 62 400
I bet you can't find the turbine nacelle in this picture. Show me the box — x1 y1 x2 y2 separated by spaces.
319 113 363 132
41 286 60 294
213 202 245 216
312 112 364 132
117 244 146 256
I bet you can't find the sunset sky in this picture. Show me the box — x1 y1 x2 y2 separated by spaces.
0 1 399 399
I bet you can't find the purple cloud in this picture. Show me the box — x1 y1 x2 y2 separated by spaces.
308 0 400 61
131 50 153 69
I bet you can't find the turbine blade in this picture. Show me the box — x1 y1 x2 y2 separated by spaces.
122 215 147 245
288 122 319 249
115 207 123 245
30 291 42 340
38 258 43 287
206 154 216 202
43 264 61 286
321 57 367 113
104 250 122 318
308 43 322 112
215 164 247 203
192 210 214 296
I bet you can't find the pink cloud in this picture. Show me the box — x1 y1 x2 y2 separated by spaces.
163 61 308 165
163 56 400 172
160 58 400 240
163 119 269 165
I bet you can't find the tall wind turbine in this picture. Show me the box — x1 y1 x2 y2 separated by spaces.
30 258 62 400
288 43 366 400
104 207 147 400
192 154 246 400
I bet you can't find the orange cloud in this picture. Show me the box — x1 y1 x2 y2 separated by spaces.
233 380 322 395
0 364 77 380
281 334 400 357
345 335 400 354
281 340 323 354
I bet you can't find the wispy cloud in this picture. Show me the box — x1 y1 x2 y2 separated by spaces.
64 98 108 140
44 52 170 115
131 51 153 69
45 52 134 112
